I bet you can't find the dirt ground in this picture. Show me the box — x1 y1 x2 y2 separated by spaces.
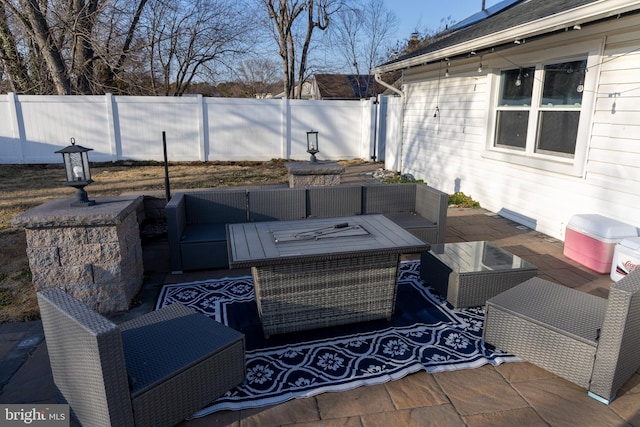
1 159 373 323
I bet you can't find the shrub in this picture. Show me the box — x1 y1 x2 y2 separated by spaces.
449 192 481 208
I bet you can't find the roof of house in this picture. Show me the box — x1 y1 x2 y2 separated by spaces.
375 0 640 73
313 74 389 99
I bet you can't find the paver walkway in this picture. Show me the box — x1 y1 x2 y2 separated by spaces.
1 163 638 427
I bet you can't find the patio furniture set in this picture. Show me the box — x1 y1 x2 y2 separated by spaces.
35 182 640 423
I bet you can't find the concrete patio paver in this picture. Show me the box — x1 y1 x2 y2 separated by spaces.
384 370 449 409
360 405 465 427
512 377 631 427
462 407 549 427
433 365 530 416
316 383 397 419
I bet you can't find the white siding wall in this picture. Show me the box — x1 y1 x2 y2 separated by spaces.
397 16 640 240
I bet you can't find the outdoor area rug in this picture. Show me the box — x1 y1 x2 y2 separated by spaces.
155 261 517 417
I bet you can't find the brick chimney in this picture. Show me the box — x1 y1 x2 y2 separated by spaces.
408 32 420 50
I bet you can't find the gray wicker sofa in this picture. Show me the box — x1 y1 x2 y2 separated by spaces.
167 183 448 272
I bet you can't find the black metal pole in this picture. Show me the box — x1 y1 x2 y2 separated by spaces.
163 131 171 202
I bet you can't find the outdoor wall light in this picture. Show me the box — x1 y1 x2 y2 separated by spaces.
55 137 96 207
306 130 319 163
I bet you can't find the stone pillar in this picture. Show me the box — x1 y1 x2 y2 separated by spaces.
285 161 344 188
12 196 144 314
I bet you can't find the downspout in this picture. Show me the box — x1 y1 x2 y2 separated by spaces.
374 72 405 173
374 73 403 97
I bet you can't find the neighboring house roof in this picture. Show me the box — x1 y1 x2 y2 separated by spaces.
374 0 640 73
311 74 388 100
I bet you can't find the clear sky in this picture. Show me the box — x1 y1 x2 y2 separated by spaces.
389 0 504 40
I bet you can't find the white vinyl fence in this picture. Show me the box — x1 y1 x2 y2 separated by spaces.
0 93 400 165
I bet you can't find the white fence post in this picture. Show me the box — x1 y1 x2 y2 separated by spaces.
360 98 377 161
105 93 119 162
196 94 207 161
374 95 387 163
281 97 291 159
8 92 25 164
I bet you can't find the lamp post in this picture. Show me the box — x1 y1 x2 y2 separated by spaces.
306 130 319 163
55 137 96 207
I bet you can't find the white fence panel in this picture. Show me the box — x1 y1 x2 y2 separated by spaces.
115 96 203 162
13 95 112 163
206 97 283 161
0 94 399 164
384 95 404 172
288 98 370 161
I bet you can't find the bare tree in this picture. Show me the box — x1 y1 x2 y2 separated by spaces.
0 0 257 95
143 0 258 96
0 0 150 94
0 4 33 93
237 58 280 98
263 0 336 99
331 0 398 75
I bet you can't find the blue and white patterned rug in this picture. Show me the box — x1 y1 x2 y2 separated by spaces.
155 261 516 417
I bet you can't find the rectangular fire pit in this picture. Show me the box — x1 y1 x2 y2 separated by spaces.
227 215 429 337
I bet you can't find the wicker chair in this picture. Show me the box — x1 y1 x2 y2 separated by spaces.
483 268 640 404
38 288 245 427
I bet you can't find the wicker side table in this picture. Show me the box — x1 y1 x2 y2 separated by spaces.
420 241 538 308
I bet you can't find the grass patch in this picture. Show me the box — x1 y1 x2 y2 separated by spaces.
0 288 13 306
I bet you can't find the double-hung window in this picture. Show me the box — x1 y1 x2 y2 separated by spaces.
488 57 591 176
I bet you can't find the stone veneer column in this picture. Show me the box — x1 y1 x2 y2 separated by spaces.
12 196 144 313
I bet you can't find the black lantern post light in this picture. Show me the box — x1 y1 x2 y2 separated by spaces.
55 137 96 207
306 130 319 163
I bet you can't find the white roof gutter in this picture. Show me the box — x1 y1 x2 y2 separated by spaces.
373 0 640 74
374 73 403 97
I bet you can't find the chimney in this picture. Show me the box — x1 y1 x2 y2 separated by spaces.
482 0 486 10
408 32 420 50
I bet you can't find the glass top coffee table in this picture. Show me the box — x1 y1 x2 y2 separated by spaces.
420 241 538 308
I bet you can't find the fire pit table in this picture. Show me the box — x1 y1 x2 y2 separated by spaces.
227 215 429 337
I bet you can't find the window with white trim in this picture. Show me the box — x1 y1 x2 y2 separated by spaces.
487 57 591 176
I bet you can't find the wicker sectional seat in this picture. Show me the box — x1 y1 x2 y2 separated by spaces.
482 269 640 404
38 288 245 427
167 183 448 272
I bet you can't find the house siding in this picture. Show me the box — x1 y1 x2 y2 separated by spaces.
398 15 640 241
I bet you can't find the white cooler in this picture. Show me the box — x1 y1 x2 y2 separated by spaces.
611 237 640 281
